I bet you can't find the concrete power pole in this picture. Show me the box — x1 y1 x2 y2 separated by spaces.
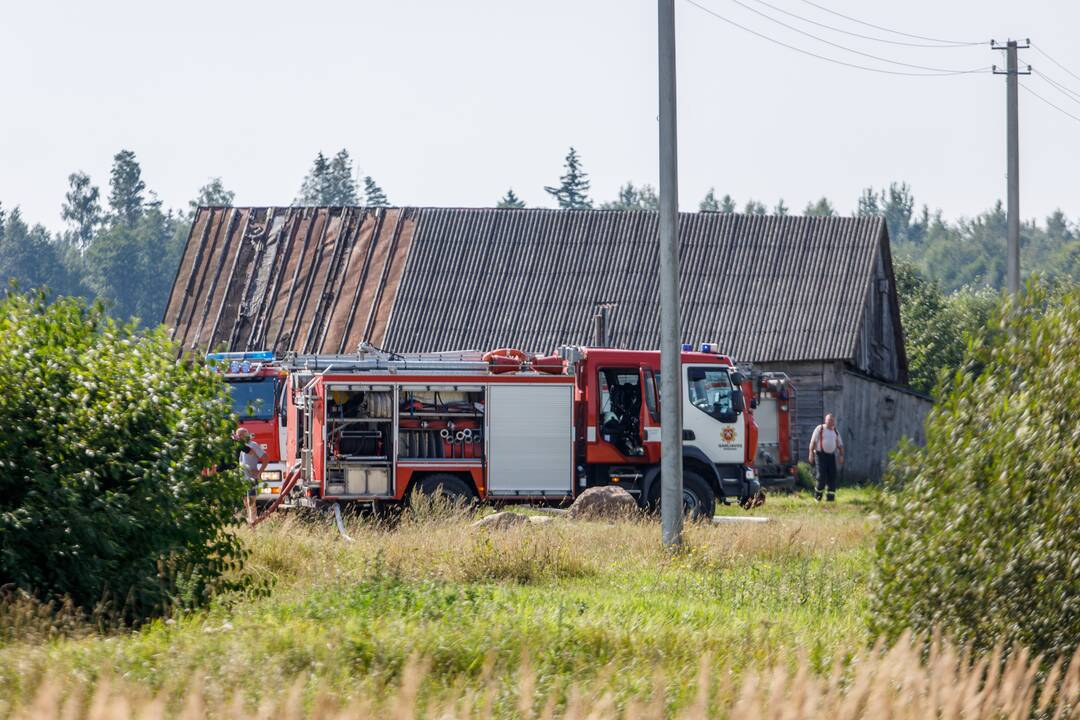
993 39 1030 294
658 0 684 548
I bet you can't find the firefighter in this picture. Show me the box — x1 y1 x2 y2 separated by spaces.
808 413 844 502
235 428 268 524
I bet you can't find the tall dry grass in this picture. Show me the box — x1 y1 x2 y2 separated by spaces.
7 632 1079 719
240 499 872 588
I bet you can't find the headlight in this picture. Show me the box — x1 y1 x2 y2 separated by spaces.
745 468 756 479
260 470 282 482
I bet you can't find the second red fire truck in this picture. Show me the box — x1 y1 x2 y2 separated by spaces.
261 344 760 518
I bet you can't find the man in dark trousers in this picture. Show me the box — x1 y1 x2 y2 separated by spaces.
808 413 844 502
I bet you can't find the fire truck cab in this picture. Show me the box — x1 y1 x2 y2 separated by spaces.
278 345 758 518
571 345 760 514
208 352 288 501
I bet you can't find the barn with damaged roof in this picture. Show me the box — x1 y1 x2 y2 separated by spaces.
164 206 930 484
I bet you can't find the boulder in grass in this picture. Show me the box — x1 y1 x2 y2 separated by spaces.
566 486 638 521
471 511 529 531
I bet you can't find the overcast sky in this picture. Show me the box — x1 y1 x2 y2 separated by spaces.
3 0 1078 233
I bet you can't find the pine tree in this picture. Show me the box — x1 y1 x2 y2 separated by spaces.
85 203 186 322
720 194 737 213
108 150 145 228
296 152 331 205
744 200 766 215
544 147 592 209
61 172 102 251
601 182 658 210
363 176 389 207
637 184 658 210
775 199 789 216
804 197 836 217
881 182 916 242
603 182 638 210
699 188 720 212
189 177 235 214
497 188 526 208
857 187 880 217
0 207 66 293
326 150 359 205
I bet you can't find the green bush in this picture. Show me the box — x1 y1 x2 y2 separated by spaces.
0 290 245 622
795 461 816 492
872 284 1080 660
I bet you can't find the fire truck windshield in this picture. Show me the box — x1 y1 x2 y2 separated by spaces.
227 378 276 421
687 367 734 420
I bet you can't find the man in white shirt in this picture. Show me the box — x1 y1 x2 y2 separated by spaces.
808 413 844 502
236 428 268 524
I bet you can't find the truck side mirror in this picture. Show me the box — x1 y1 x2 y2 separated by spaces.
731 386 745 413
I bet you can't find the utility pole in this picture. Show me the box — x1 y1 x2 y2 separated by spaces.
658 0 684 548
993 39 1030 294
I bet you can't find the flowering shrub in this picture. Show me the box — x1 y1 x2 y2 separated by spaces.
0 290 244 622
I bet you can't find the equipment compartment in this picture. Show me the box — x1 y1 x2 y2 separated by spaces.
324 384 393 497
398 386 485 460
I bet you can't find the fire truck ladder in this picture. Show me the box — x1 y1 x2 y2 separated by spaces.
283 347 495 375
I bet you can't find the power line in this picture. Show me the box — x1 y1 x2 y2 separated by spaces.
749 0 980 48
1021 82 1080 125
683 0 990 77
1031 69 1080 106
794 0 982 46
1031 45 1080 85
726 0 988 73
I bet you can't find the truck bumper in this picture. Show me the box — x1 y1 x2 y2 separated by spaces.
717 465 761 502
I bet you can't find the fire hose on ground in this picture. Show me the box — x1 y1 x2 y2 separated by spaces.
251 461 353 542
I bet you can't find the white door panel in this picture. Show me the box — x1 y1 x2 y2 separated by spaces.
486 384 574 496
682 365 745 465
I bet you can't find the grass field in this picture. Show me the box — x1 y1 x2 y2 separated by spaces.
0 490 882 717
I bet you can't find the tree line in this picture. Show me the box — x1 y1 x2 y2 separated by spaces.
0 148 389 323
3 144 1078 395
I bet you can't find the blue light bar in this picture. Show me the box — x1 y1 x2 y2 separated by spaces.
681 343 693 351
205 351 274 362
700 342 715 354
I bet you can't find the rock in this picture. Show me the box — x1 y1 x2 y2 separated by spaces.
471 511 529 531
566 486 638 521
533 507 569 516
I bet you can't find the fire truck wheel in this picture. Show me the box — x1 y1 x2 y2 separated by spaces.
647 471 716 521
414 474 477 505
681 472 716 521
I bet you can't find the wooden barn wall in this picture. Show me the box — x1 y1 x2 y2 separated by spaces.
851 234 905 384
755 360 930 483
836 371 930 483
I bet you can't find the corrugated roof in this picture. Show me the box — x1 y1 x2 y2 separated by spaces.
164 207 892 365
166 207 417 354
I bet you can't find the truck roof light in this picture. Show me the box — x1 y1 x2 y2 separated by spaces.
699 343 716 353
681 343 693 351
206 351 274 362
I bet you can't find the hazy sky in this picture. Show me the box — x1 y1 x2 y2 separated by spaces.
3 0 1078 233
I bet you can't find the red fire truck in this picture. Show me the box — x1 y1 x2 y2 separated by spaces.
274 344 760 518
208 352 288 501
749 372 799 488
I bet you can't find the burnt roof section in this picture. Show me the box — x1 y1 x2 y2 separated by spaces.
166 207 417 355
165 207 897 367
